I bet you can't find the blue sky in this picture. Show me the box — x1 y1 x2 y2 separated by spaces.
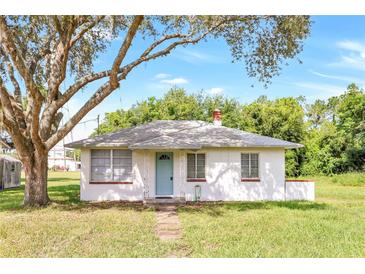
66 16 365 141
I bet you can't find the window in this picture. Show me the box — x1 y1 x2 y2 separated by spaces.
241 153 259 179
159 154 171 160
91 149 132 182
187 153 205 179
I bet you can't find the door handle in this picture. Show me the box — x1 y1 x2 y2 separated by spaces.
170 177 173 181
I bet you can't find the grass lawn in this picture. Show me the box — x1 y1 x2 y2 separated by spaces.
0 172 365 257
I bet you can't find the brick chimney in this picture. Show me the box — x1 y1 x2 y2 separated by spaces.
213 109 222 126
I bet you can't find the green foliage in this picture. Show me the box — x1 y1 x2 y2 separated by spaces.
94 84 365 176
302 84 365 175
240 96 305 142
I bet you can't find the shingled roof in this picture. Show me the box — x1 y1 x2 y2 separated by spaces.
65 120 303 149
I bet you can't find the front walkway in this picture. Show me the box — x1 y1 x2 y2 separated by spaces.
155 205 182 241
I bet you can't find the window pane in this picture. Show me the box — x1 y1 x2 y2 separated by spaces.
196 154 205 178
250 154 259 177
241 153 250 178
91 167 112 181
241 167 250 178
187 154 196 178
241 154 249 166
251 153 259 168
113 149 132 181
91 149 110 158
113 150 132 158
91 150 111 181
187 154 195 164
250 167 259 178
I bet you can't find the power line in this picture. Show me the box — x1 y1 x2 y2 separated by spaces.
77 115 100 135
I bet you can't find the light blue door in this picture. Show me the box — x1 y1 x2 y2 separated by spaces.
156 152 173 196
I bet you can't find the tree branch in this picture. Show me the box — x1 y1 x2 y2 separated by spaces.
110 15 144 89
5 60 22 104
45 21 222 149
0 16 45 150
1 64 26 131
0 79 29 150
70 16 105 47
0 16 43 101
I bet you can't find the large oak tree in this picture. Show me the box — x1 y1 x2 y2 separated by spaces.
0 15 310 206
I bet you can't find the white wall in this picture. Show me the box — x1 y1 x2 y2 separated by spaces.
285 181 315 201
80 147 314 202
181 148 286 201
80 149 144 201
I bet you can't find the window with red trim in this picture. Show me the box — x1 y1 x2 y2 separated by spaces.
241 153 259 180
90 149 132 183
187 153 206 180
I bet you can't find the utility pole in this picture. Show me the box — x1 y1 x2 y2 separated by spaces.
97 115 100 136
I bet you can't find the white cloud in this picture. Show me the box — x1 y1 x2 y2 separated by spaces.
294 82 345 97
175 49 224 64
160 77 189 85
330 40 365 71
309 69 365 84
154 73 171 79
337 40 365 53
208 87 224 95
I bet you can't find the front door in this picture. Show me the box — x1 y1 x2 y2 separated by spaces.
156 152 173 196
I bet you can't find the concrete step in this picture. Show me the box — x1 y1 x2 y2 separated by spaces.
144 197 186 205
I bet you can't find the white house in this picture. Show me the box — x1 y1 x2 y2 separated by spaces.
65 110 314 203
48 145 81 171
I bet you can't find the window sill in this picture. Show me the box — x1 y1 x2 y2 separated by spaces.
89 181 133 185
187 178 207 182
241 178 260 182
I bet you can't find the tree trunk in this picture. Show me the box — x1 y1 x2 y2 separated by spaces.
23 150 50 206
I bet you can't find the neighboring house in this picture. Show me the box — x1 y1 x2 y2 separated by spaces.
48 145 81 171
0 155 21 190
66 110 314 202
0 136 16 154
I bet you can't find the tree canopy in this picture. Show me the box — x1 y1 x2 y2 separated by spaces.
94 85 365 176
0 15 311 205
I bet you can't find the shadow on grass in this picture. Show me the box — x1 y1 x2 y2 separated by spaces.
47 177 79 183
179 200 329 216
1 183 328 215
0 183 149 213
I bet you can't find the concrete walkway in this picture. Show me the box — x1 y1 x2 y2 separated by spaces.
155 205 182 241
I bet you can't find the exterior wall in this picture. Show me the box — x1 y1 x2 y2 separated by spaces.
80 149 144 201
285 181 315 201
80 147 314 202
0 158 22 189
181 148 286 201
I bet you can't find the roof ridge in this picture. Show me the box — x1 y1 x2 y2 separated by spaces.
129 121 210 147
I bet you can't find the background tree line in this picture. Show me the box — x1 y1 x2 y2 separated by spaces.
93 84 365 176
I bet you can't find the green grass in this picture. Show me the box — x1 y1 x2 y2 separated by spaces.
0 172 176 257
329 172 365 186
1 172 365 257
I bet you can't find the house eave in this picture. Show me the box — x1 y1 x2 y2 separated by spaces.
65 143 304 150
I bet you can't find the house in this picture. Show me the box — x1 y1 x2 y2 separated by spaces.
0 155 21 190
48 145 81 171
0 133 16 154
65 110 315 202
